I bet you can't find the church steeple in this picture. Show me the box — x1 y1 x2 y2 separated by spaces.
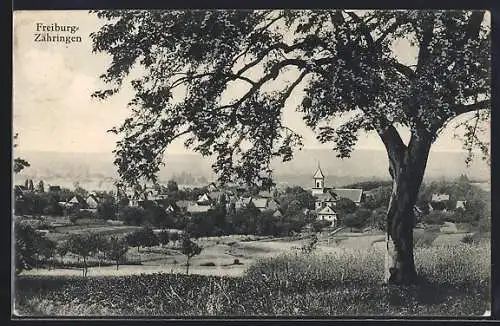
312 162 325 195
313 162 324 179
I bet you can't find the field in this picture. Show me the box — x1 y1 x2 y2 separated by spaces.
14 222 491 317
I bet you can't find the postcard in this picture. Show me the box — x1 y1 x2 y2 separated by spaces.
12 9 491 318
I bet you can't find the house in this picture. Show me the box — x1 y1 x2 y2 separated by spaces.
235 197 253 210
207 191 225 203
164 203 179 214
272 209 283 217
252 198 268 211
207 182 218 192
431 193 450 202
258 190 273 198
314 192 337 210
86 194 100 209
430 193 449 211
187 205 211 214
67 195 87 208
266 199 280 212
331 189 364 206
456 200 467 210
196 193 212 206
316 206 338 225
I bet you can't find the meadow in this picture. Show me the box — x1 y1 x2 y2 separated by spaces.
14 228 490 317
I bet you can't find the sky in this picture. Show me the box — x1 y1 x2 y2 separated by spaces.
13 10 490 156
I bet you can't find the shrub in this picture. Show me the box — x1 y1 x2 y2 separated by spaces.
422 211 446 225
311 220 332 232
233 259 242 265
461 233 475 245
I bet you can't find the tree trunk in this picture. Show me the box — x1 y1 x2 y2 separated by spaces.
380 127 432 285
83 256 87 277
116 260 119 270
186 258 190 275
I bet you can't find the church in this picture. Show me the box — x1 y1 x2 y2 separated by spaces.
311 164 364 225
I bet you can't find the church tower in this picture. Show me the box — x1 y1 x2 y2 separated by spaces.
312 162 325 195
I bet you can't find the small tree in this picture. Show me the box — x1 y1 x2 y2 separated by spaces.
37 237 57 270
55 240 69 266
140 227 159 250
67 233 99 277
93 234 110 268
106 236 129 270
125 230 143 252
180 236 202 275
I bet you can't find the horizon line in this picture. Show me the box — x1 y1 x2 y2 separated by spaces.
16 147 479 155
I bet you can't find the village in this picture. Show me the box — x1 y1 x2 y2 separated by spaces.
14 160 487 259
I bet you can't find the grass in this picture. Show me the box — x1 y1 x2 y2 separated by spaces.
14 240 490 317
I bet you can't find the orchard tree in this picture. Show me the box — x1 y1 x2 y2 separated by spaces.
67 233 99 277
180 236 203 275
91 10 490 284
105 236 129 270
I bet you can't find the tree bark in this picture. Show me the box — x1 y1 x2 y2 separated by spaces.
380 127 432 285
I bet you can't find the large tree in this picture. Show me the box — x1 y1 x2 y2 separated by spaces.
91 10 490 284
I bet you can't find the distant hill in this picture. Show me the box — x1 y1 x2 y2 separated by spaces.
15 148 490 190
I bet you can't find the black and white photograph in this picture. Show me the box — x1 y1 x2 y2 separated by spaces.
12 9 491 317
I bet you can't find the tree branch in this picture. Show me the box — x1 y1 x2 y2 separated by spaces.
378 124 407 176
345 11 375 48
374 19 402 46
454 99 490 116
415 18 435 75
466 11 485 39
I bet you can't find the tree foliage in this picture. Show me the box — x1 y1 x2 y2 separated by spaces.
13 134 30 174
91 9 490 284
105 236 129 270
67 233 100 276
91 10 490 188
15 222 47 274
180 236 202 275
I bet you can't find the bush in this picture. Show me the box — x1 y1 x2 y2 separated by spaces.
311 220 332 232
461 233 475 245
422 211 446 225
233 259 242 265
